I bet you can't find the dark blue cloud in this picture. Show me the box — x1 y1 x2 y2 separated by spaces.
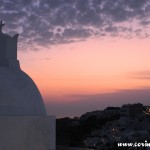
0 0 149 50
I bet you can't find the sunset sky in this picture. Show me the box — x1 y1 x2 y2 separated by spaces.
0 0 150 117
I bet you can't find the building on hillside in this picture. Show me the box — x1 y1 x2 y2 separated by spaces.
119 103 143 126
145 106 150 114
104 107 120 115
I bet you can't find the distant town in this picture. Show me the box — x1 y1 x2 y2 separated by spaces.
57 103 150 150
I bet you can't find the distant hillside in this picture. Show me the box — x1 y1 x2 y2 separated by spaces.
56 107 120 148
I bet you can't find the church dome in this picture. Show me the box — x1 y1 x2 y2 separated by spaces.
0 67 47 116
0 20 47 116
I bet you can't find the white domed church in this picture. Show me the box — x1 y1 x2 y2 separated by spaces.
0 21 55 150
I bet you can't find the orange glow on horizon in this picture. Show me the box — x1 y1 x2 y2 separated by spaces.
18 38 150 102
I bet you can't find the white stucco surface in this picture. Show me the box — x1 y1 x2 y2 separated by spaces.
0 67 47 116
0 22 56 150
0 116 55 150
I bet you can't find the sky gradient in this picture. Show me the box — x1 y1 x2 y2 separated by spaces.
1 0 150 117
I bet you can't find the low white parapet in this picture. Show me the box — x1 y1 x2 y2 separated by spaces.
0 116 55 150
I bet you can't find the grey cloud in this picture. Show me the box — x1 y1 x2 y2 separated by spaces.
0 0 150 50
140 20 150 26
62 28 92 39
105 26 118 33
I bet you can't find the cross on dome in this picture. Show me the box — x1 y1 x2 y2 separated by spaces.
0 20 5 33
